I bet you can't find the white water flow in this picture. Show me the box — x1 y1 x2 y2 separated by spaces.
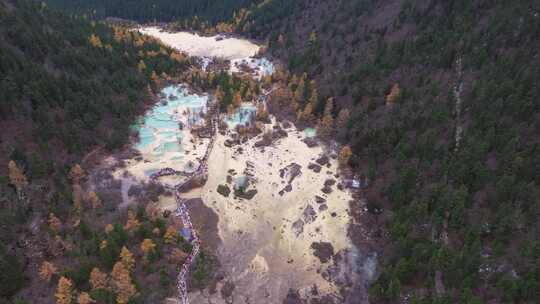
119 27 359 304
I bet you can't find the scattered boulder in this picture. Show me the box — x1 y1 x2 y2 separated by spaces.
319 204 328 212
278 184 293 196
316 155 329 166
315 196 326 204
302 204 317 224
281 121 292 129
177 175 206 193
279 163 302 184
224 139 239 147
235 189 258 200
303 138 318 148
254 136 272 148
292 219 304 237
308 163 322 173
217 184 231 197
321 185 333 194
272 128 288 140
311 242 335 263
324 179 336 187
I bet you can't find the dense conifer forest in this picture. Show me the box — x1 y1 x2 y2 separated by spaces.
0 0 191 301
44 0 259 23
3 0 540 303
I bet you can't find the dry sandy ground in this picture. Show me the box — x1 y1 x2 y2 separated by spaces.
139 27 260 60
179 120 353 304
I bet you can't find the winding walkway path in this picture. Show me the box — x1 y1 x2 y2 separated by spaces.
150 102 218 304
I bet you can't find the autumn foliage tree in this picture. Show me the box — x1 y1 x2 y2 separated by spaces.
39 261 58 282
105 224 114 234
318 98 335 138
8 160 27 196
89 268 108 291
169 248 188 264
163 226 178 244
48 213 62 233
88 34 103 48
87 191 102 209
72 184 84 213
111 262 136 304
140 239 156 259
124 210 140 232
69 164 85 184
55 276 73 304
385 83 401 106
120 246 135 272
338 145 353 167
77 292 94 304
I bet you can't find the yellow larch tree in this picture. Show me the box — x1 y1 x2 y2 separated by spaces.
309 86 319 106
69 164 85 183
111 262 136 304
233 91 243 107
88 34 103 48
72 184 84 213
298 102 314 122
119 246 135 272
318 98 335 138
87 191 102 209
171 51 185 62
8 160 28 194
137 60 146 72
256 103 269 121
338 145 353 167
48 213 62 233
89 267 108 291
151 70 159 84
386 83 401 105
163 226 178 244
99 240 108 250
294 77 305 103
55 276 73 304
140 239 156 258
105 223 114 234
124 210 140 232
39 261 58 282
336 108 351 129
169 248 188 264
77 292 94 304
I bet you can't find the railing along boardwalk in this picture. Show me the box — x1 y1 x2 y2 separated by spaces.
150 101 219 304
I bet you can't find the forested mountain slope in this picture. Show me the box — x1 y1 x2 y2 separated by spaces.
44 0 260 23
3 0 540 303
239 0 540 303
0 0 190 301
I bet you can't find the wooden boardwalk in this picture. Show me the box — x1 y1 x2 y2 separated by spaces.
150 102 218 304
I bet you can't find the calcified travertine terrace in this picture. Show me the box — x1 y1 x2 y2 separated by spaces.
184 122 353 303
117 28 355 303
139 27 260 60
